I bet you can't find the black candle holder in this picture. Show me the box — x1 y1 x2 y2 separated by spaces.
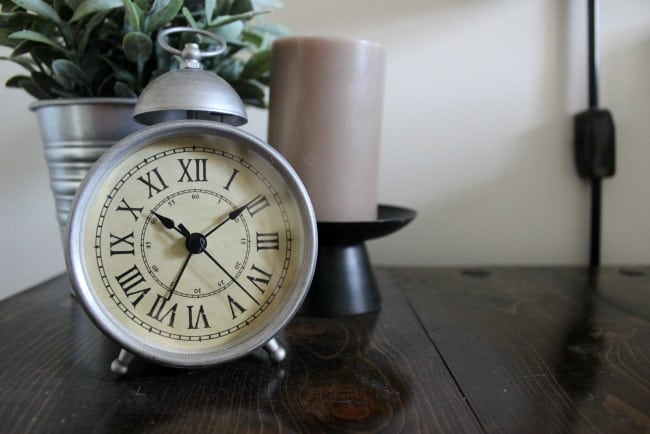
299 205 416 317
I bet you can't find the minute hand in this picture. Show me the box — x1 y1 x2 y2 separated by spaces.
204 196 258 238
202 249 259 305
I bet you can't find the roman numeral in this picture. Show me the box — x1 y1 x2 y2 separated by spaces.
137 167 169 198
147 294 178 327
246 264 273 293
109 232 135 256
178 158 208 182
116 198 143 221
227 295 246 320
187 305 210 329
114 264 150 307
245 194 270 217
256 231 279 251
223 168 239 190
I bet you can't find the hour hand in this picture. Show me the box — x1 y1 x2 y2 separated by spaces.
152 211 190 238
204 196 258 238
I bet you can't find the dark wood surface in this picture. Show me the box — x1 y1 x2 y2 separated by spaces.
0 267 648 433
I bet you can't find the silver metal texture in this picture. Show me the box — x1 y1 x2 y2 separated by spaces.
66 120 318 368
157 26 227 61
30 98 142 235
134 27 247 126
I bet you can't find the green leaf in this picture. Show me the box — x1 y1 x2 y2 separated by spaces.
31 70 60 96
113 81 137 97
122 31 152 64
5 74 31 88
249 21 290 39
78 10 109 53
133 0 147 12
70 0 122 22
0 11 31 29
232 79 266 107
230 0 253 15
143 0 182 33
52 58 87 88
240 29 263 48
252 0 283 10
6 74 53 98
0 54 35 71
12 0 62 25
209 9 268 27
30 46 59 70
181 6 197 28
9 30 64 51
213 20 243 41
101 55 136 84
63 0 85 11
122 0 140 32
213 56 243 81
204 0 216 22
241 48 269 79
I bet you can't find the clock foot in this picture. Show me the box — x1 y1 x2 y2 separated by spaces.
111 349 134 375
263 338 286 363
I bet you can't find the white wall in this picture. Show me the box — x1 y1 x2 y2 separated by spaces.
1 0 649 299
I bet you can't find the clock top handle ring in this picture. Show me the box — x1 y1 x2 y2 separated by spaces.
157 27 227 68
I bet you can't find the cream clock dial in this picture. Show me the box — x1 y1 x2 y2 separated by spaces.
66 121 317 370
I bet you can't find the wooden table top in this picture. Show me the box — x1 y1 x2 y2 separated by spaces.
0 267 648 433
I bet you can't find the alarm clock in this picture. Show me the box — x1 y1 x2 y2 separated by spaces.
65 28 317 374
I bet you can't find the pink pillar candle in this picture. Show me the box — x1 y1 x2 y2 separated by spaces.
268 36 386 222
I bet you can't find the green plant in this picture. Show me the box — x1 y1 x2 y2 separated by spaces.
0 0 287 106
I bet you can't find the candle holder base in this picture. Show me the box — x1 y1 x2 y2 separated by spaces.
299 205 416 317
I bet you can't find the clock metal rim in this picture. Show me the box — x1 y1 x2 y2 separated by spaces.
65 119 317 367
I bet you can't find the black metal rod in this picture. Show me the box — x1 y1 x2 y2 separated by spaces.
587 0 602 268
590 178 602 267
588 0 599 109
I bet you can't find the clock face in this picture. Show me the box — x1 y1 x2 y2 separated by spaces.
67 121 316 366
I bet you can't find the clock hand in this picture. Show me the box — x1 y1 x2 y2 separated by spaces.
167 251 193 300
152 211 190 238
177 223 191 238
203 249 259 305
204 196 259 238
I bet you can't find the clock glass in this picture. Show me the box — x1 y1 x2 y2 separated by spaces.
67 121 316 367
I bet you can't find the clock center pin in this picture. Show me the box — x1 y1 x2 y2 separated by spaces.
186 233 208 254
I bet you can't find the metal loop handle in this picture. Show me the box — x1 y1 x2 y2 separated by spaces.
157 26 227 59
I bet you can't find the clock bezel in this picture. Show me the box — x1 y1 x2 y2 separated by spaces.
65 120 317 367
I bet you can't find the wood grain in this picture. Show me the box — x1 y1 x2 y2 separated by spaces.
396 267 650 434
0 270 481 433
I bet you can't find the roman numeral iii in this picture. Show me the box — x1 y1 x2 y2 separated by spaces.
256 231 279 251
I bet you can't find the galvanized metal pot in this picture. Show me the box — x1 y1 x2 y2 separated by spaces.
30 98 143 235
